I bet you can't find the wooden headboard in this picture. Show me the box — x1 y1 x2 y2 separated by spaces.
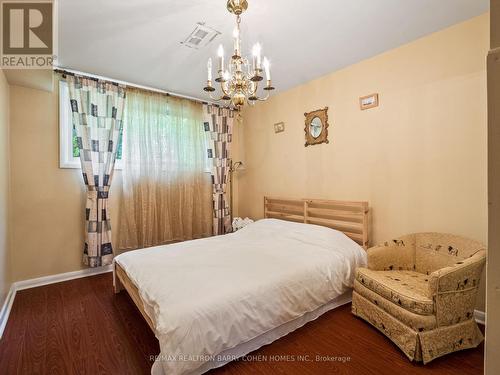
264 197 370 249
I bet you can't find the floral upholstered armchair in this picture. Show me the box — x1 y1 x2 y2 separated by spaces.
351 233 486 363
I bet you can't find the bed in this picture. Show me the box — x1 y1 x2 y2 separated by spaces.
113 197 370 375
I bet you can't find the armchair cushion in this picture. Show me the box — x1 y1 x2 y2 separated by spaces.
356 268 434 315
354 280 436 332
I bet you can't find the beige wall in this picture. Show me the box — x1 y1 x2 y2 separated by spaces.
239 14 489 310
0 69 11 305
9 81 123 282
486 2 500 374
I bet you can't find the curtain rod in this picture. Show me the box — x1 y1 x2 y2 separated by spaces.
53 66 215 106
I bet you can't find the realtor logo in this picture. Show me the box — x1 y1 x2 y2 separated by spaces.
1 0 55 68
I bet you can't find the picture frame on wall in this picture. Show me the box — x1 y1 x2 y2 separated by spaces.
274 122 285 133
359 93 379 110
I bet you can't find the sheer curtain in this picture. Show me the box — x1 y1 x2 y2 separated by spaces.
118 89 212 250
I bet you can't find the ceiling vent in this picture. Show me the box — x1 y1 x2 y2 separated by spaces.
181 23 220 49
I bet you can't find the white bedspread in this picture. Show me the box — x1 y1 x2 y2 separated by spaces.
114 219 367 375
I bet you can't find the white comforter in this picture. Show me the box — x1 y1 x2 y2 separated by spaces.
114 219 367 375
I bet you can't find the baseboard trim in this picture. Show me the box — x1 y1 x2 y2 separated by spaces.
13 265 113 291
0 286 16 339
0 265 113 338
474 309 485 325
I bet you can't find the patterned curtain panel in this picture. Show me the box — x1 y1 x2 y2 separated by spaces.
203 104 235 235
66 75 126 267
118 89 212 250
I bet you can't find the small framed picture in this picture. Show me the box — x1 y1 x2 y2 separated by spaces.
274 122 285 133
359 93 379 110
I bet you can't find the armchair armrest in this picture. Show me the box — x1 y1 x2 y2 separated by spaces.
428 250 486 294
367 235 416 271
428 250 486 326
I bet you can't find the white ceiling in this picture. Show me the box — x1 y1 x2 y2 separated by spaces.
58 0 489 100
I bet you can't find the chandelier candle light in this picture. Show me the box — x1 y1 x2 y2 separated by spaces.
203 0 275 108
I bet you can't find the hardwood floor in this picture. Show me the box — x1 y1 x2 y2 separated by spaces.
0 273 484 375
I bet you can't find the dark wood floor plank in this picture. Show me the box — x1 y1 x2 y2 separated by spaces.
0 289 28 374
46 282 79 375
0 273 483 375
81 276 139 375
21 287 48 375
90 274 149 375
59 277 95 375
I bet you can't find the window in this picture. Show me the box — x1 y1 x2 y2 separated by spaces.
59 80 124 169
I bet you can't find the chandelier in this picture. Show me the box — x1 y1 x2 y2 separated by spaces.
203 0 275 109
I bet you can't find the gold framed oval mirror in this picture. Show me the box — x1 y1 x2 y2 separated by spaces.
304 107 329 146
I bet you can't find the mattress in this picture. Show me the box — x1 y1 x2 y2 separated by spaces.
114 218 367 375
